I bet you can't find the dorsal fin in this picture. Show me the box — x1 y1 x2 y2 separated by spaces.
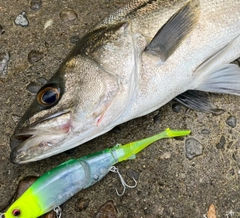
145 0 200 61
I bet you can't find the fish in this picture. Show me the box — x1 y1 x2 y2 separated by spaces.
3 129 190 218
10 0 240 163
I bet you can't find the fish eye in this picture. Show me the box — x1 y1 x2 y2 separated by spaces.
12 209 20 216
37 84 61 107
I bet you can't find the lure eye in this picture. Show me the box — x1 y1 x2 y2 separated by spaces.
37 85 61 107
12 209 20 216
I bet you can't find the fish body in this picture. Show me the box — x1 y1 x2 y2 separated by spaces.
10 0 240 163
4 129 190 217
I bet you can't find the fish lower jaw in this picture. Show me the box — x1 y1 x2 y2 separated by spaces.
10 133 68 164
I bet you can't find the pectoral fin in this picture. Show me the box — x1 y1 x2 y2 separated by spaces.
145 0 199 61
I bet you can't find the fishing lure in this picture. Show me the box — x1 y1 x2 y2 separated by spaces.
2 128 190 218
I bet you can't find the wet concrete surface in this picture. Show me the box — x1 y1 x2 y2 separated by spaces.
0 0 240 217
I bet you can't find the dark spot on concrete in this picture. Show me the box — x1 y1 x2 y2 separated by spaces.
172 103 182 113
153 110 161 124
216 136 226 149
70 35 80 44
111 126 121 133
0 25 5 34
201 129 210 134
227 141 234 149
28 50 43 64
75 198 90 212
229 168 235 176
30 0 42 11
232 152 237 161
94 200 117 218
126 169 139 180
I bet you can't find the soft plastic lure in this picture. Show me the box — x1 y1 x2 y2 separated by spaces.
3 128 190 218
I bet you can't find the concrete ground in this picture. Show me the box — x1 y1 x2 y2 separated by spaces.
0 0 239 217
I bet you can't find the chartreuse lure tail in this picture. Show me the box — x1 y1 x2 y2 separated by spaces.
3 128 190 218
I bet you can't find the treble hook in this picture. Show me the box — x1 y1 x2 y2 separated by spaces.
54 206 62 218
110 166 137 196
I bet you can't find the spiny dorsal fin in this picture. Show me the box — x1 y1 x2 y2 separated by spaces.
145 0 200 61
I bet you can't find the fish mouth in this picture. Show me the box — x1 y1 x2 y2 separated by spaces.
10 131 69 164
10 111 72 164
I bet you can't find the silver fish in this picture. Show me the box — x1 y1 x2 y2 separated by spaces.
10 0 240 163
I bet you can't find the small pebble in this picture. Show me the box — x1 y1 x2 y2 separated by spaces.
28 50 43 64
160 151 171 159
94 200 117 218
44 19 54 30
185 138 203 160
201 129 210 134
207 204 216 218
14 12 29 27
75 198 90 212
59 9 78 23
172 103 182 113
216 136 226 149
126 169 139 180
37 77 48 85
229 168 235 176
0 51 10 78
30 0 42 11
11 114 21 124
26 81 41 94
226 116 237 128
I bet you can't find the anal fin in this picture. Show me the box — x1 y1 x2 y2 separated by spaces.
145 0 199 61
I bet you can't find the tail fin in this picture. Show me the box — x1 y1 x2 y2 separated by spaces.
160 128 191 138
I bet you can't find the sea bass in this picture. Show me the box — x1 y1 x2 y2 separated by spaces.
10 0 240 163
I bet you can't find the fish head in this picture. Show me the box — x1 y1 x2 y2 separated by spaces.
10 22 138 163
